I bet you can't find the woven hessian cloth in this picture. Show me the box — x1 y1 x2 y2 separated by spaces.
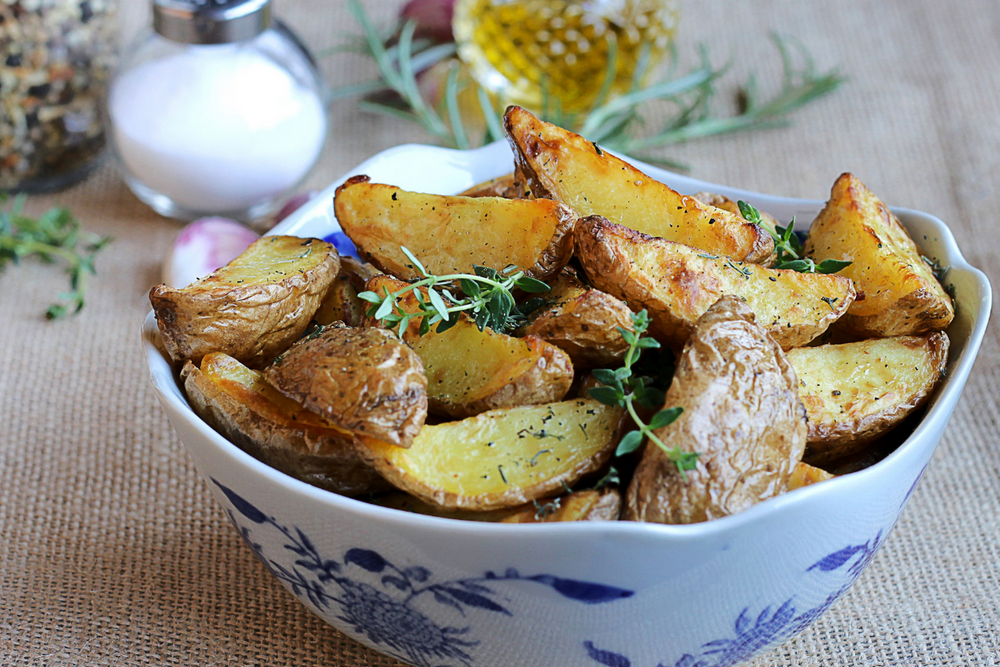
2 0 998 664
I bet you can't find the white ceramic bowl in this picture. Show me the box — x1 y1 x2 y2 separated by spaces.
143 141 991 667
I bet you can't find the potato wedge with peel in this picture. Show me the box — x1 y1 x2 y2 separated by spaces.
518 270 634 367
364 275 574 418
575 216 856 349
355 399 625 510
787 332 949 465
369 492 525 522
459 172 530 199
788 462 835 491
500 488 622 523
265 324 427 448
314 257 380 327
625 297 807 524
182 354 388 496
804 173 954 336
503 106 773 263
334 175 575 281
150 236 339 367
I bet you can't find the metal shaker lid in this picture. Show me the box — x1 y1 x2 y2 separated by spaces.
153 0 272 45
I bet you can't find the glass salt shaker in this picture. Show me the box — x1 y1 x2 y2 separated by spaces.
107 0 328 221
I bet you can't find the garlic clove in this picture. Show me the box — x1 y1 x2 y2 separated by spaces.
163 217 259 287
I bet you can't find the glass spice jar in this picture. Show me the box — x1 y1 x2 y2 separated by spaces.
0 0 119 193
453 0 680 113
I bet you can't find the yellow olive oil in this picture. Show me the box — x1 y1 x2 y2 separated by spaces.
453 0 680 112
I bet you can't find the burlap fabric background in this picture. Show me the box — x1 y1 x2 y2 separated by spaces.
2 1 998 664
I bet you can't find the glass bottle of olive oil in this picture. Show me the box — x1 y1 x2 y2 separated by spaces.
453 0 680 113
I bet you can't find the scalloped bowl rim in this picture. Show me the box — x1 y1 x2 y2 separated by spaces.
143 139 992 541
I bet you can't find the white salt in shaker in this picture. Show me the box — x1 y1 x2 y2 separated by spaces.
107 0 327 221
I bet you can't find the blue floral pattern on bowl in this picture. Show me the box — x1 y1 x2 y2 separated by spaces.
214 479 635 667
582 533 885 667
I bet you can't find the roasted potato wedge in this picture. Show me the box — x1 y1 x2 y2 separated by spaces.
788 462 835 490
364 276 574 418
150 236 339 367
691 191 781 238
625 297 807 524
518 270 634 367
575 217 856 349
356 399 625 510
504 106 773 263
182 353 387 496
265 324 427 448
500 488 622 523
788 332 949 465
459 172 530 199
314 257 380 326
805 173 954 336
334 175 575 281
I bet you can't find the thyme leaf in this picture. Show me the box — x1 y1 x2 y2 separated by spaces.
0 194 111 319
588 309 695 478
738 200 851 275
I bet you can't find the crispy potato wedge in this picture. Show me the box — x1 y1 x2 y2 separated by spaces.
500 488 622 523
788 332 949 465
356 399 625 510
504 106 773 263
518 270 634 367
364 276 574 418
788 462 835 491
805 173 954 336
182 354 388 496
334 175 575 281
459 172 530 199
575 217 856 349
150 236 339 367
315 258 380 326
691 191 781 238
625 297 807 524
265 324 427 448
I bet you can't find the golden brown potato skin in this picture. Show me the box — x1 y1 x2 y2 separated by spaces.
787 462 835 491
518 271 634 367
364 275 574 418
314 258 380 327
334 175 575 281
182 355 388 496
500 488 622 523
575 217 855 350
150 236 339 367
789 332 949 465
356 399 624 510
625 297 807 524
805 173 954 336
459 172 530 199
504 106 773 263
265 324 427 448
369 492 525 522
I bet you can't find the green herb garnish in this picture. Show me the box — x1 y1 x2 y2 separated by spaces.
0 194 111 319
588 310 696 478
358 246 549 337
737 200 851 275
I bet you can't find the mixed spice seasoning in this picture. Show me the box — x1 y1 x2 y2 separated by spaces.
0 0 118 192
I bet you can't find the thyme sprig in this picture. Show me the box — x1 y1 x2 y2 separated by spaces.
737 200 851 274
357 246 549 337
332 1 845 169
0 194 111 319
587 310 697 479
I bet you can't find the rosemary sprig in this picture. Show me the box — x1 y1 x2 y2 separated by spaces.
737 200 851 274
331 3 845 169
0 194 111 319
587 310 697 478
357 246 549 337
